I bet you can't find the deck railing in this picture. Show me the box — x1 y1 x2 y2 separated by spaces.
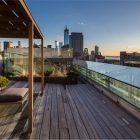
74 64 140 109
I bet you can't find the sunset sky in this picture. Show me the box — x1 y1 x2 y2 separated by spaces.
1 0 140 56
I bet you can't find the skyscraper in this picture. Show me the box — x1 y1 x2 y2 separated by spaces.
95 45 99 56
64 25 69 45
55 41 58 48
69 35 72 48
70 32 83 57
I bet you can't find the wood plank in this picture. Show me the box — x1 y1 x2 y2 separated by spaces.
68 85 107 139
56 85 69 139
61 85 79 139
2 82 42 139
0 98 28 139
84 83 135 139
39 84 51 139
49 84 59 139
86 84 140 138
30 84 48 139
64 85 90 139
78 84 125 139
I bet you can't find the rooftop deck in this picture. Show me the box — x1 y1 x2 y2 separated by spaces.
0 81 140 139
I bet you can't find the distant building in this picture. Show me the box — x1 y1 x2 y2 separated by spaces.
59 42 63 48
89 50 95 61
83 48 89 55
34 43 40 48
120 51 140 67
91 50 95 55
16 41 23 48
47 45 52 48
69 35 72 48
4 41 14 50
95 45 99 56
83 48 89 60
55 41 58 48
104 56 120 64
64 25 69 45
58 42 63 56
93 45 105 62
70 32 83 58
95 55 105 62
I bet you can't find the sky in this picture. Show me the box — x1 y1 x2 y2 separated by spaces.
1 0 140 56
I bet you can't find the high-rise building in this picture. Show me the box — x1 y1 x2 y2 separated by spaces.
70 32 83 57
95 45 99 56
83 48 89 60
17 41 23 48
69 35 72 48
64 25 69 45
89 50 95 61
18 41 21 46
58 42 63 56
83 48 89 56
59 42 63 48
91 50 95 55
55 41 58 48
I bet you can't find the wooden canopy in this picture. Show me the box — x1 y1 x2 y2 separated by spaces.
0 0 43 39
0 0 44 133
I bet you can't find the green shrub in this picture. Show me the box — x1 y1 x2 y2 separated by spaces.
67 71 78 76
0 76 9 88
44 70 53 76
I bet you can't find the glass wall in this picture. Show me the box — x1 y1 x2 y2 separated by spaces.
3 47 72 77
3 48 42 77
75 64 140 109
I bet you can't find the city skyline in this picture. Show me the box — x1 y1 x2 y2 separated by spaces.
27 0 140 56
1 0 140 56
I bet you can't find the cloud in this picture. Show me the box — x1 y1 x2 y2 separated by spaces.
78 22 85 25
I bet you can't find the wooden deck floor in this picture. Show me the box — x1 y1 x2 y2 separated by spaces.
0 82 140 139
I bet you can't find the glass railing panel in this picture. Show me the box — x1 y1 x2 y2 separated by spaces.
75 64 140 109
74 60 140 89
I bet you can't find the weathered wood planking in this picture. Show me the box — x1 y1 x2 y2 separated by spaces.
68 85 108 139
49 84 59 139
0 82 41 139
39 84 51 139
64 85 90 139
85 84 140 138
76 84 124 139
56 85 69 139
0 82 140 139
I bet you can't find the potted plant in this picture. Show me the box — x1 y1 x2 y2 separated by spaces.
0 76 9 93
44 70 53 76
67 70 78 84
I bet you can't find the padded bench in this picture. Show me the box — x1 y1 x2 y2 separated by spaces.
0 88 28 111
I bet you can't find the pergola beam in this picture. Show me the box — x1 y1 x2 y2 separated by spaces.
13 0 43 38
0 17 27 22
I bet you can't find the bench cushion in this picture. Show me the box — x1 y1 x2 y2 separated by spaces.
0 88 28 102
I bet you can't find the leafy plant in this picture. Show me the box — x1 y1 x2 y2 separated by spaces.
44 70 53 76
0 76 9 92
